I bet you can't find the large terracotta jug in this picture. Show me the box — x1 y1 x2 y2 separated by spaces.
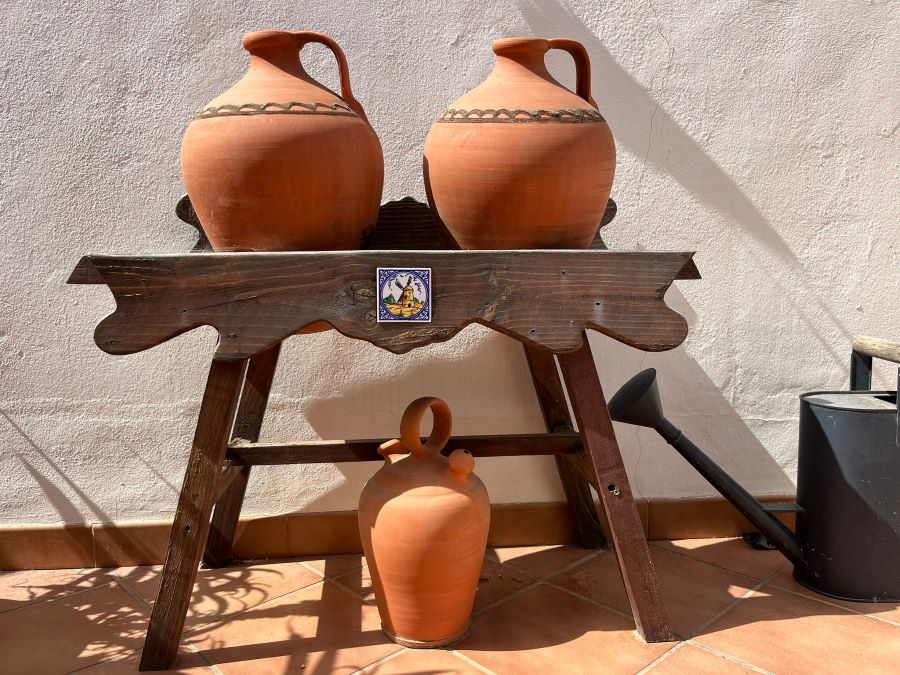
424 37 615 249
181 31 384 251
358 397 490 647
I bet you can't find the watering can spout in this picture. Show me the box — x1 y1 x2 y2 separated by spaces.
609 369 805 570
607 369 664 428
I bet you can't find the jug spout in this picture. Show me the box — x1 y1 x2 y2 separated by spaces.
609 369 806 570
378 438 409 465
448 448 476 479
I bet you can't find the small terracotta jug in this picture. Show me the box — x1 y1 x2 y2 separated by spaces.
181 30 384 252
424 37 615 249
358 397 490 647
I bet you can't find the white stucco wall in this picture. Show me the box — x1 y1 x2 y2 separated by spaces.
1 1 897 526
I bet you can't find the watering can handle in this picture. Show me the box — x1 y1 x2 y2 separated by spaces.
850 335 900 393
852 336 900 365
851 336 900 447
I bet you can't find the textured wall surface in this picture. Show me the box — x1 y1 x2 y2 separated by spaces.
1 1 897 526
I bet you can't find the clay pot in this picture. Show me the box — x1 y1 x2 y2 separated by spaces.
423 37 615 249
358 397 490 647
181 31 383 252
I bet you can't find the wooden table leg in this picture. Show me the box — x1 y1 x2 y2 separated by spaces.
523 345 608 549
204 342 282 568
558 335 675 643
140 357 248 671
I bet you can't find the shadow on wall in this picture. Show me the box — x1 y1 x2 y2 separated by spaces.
274 321 794 505
588 323 797 500
585 254 797 497
265 326 560 513
0 410 169 564
518 0 852 367
516 0 795 261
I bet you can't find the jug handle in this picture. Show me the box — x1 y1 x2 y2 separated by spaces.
548 39 598 108
400 397 452 459
292 31 371 124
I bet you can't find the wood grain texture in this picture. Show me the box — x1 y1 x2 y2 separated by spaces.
558 336 675 643
852 335 900 365
226 432 582 465
524 345 608 549
203 342 281 568
67 249 698 358
140 358 247 671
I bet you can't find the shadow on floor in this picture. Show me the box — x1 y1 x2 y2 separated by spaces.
3 539 897 672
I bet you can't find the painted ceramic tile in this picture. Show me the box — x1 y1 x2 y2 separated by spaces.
377 268 432 322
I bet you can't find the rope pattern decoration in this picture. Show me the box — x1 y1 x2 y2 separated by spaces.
437 108 606 123
194 101 358 119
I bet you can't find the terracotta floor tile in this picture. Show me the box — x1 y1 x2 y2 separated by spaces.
365 648 483 673
651 537 786 580
695 585 900 674
552 547 757 637
487 544 597 578
649 643 756 673
333 563 375 603
0 567 110 613
0 581 149 673
74 645 210 673
188 580 400 673
767 566 900 625
3 541 892 675
332 556 533 613
119 561 322 628
456 583 671 673
301 553 366 578
474 558 536 613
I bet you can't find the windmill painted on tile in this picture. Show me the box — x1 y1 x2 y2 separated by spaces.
396 275 416 309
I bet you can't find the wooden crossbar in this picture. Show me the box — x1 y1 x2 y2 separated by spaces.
225 432 582 465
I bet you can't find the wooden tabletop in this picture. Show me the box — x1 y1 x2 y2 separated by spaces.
68 248 699 358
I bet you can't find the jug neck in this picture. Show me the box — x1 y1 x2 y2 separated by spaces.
490 38 553 81
243 31 308 80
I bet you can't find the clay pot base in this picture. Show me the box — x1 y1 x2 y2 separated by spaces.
382 622 470 648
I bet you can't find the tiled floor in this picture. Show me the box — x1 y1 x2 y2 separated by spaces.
1 538 897 674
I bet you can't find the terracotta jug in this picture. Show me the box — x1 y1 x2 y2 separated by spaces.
358 397 490 647
423 37 615 249
181 30 384 252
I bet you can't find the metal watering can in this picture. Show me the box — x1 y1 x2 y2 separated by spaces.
608 336 899 602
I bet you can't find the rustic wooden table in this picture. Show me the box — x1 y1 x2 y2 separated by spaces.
68 197 699 670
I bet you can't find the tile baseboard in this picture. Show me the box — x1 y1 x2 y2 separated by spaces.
0 495 795 570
